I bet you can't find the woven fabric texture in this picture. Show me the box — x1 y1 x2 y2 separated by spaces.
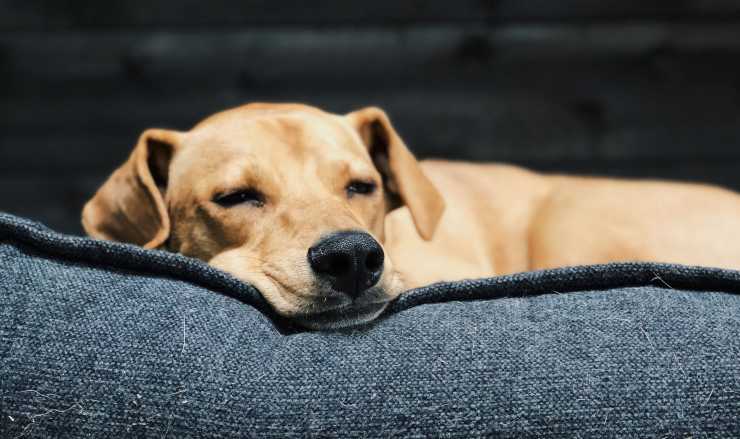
1 213 739 438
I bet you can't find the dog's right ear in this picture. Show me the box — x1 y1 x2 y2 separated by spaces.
82 129 182 249
346 107 445 240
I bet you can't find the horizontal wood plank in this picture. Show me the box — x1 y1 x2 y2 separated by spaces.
2 83 739 173
2 1 740 31
2 25 740 89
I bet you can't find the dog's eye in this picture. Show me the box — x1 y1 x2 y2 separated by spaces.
346 180 377 197
213 189 265 208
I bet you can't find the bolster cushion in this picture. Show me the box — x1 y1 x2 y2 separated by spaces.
1 213 739 438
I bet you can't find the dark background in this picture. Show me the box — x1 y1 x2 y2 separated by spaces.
2 1 740 235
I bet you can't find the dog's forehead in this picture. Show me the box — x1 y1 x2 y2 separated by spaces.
185 108 365 160
168 107 374 196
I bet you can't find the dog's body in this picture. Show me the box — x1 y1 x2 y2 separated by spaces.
392 161 740 287
83 103 740 329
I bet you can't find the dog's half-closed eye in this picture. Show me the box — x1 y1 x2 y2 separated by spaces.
346 180 377 197
213 188 266 208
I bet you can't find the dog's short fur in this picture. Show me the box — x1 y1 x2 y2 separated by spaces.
83 103 740 329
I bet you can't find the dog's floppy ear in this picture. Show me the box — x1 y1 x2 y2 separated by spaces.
82 129 182 249
346 106 445 240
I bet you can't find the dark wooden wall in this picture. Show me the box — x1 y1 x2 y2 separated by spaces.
2 1 740 234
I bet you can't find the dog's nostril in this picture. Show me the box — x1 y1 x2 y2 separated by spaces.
365 248 383 272
325 253 350 276
308 246 351 277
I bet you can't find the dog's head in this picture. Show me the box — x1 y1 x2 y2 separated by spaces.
82 103 444 329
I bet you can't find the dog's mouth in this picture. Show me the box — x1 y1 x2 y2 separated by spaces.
270 277 394 329
292 300 389 330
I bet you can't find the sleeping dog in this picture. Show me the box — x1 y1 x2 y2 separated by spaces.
83 103 740 329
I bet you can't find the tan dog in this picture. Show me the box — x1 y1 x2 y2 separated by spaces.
83 103 740 329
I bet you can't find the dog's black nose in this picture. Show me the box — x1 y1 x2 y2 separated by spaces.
308 231 384 297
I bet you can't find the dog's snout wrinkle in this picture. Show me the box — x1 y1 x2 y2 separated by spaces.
308 231 384 297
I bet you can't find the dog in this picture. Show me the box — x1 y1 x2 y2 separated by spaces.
82 103 740 329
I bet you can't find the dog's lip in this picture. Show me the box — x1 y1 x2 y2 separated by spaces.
285 285 388 314
292 300 389 330
292 298 387 319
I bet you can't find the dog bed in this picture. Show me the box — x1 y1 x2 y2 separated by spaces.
1 212 739 438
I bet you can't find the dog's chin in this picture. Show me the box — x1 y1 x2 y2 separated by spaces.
293 301 389 330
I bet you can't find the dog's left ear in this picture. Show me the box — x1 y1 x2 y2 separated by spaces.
346 106 445 240
82 129 182 249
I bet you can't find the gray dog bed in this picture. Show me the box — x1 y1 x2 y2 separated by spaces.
1 213 739 438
